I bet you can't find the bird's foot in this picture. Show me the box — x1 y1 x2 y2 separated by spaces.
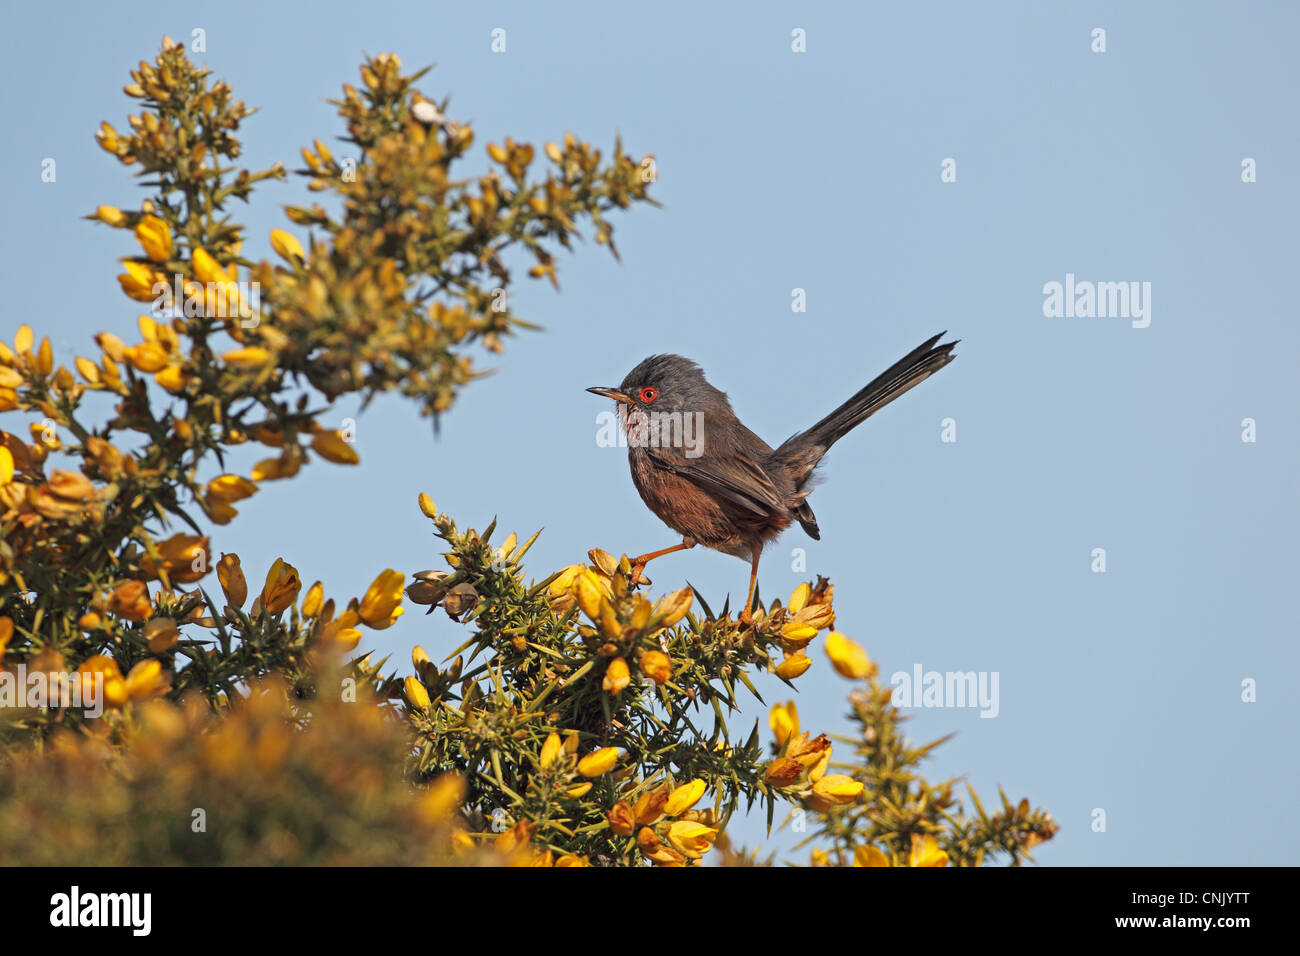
737 606 754 627
628 560 648 587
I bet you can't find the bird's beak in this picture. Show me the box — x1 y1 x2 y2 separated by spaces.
586 386 635 404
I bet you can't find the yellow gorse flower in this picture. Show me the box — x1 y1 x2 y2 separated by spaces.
359 568 405 629
775 652 811 680
577 746 618 778
206 474 257 503
222 347 272 370
769 700 799 746
663 779 706 816
191 247 230 285
117 260 163 301
217 553 247 609
310 430 360 465
540 732 563 768
825 632 874 680
788 582 811 613
144 617 179 653
261 558 301 615
404 675 431 711
134 215 173 263
95 205 127 227
854 846 890 867
124 659 167 700
807 774 865 811
270 228 305 262
301 581 324 618
639 650 672 685
908 833 949 867
602 656 630 695
140 533 209 584
651 586 693 627
666 820 717 860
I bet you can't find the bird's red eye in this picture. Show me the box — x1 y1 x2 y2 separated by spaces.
639 387 658 403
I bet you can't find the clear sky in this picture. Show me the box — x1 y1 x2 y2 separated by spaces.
3 1 1297 865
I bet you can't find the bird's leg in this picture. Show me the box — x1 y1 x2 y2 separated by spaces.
629 537 695 586
738 545 761 625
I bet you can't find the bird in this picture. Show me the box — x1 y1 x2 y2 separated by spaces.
587 332 957 624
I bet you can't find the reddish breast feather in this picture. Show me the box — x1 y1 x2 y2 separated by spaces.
628 449 792 556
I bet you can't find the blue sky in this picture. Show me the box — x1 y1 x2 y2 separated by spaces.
3 1 1297 865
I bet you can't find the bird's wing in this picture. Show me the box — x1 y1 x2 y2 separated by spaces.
647 445 786 517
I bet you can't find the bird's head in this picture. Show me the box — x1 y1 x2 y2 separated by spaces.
587 354 720 416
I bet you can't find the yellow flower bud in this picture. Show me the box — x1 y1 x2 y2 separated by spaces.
117 261 164 302
540 732 562 768
405 675 431 711
769 701 799 746
602 657 630 695
652 586 693 628
574 571 606 620
825 632 874 680
788 582 811 613
134 215 173 263
217 553 247 608
301 581 324 618
261 558 301 615
144 617 179 653
154 365 188 393
206 474 257 503
577 746 619 778
807 774 865 811
222 347 272 369
124 342 168 373
124 659 166 700
270 228 305 262
359 568 405 629
140 533 209 585
330 627 362 651
664 779 706 816
191 247 228 285
639 650 672 685
95 332 128 363
780 620 818 643
95 205 127 227
310 430 360 465
775 653 811 680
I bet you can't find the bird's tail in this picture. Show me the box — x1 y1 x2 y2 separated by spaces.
777 332 958 465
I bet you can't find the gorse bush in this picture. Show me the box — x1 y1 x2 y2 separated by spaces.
0 39 1055 866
